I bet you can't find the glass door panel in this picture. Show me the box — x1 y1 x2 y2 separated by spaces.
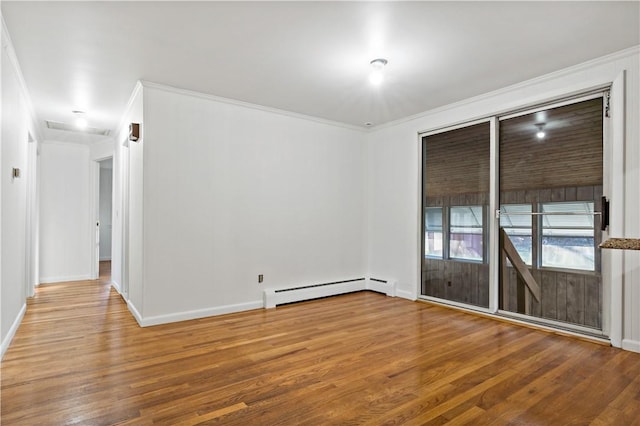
498 97 604 330
421 122 490 308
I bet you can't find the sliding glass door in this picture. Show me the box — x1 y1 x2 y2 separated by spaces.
421 93 607 335
421 122 490 308
498 96 604 331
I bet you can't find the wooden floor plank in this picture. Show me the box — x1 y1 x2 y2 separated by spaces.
2 261 640 425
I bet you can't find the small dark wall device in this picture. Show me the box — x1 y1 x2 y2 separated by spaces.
129 123 140 142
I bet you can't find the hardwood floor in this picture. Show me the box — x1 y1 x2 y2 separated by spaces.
2 265 640 425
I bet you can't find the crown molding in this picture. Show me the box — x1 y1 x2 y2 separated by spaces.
139 80 366 133
1 14 44 143
373 45 640 132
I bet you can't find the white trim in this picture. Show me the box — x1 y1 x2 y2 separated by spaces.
115 81 144 143
366 278 397 297
375 45 639 131
140 80 366 133
396 289 417 301
498 312 610 345
94 156 114 280
25 136 39 298
127 300 144 326
1 303 26 360
607 70 626 348
90 161 99 280
420 296 493 315
416 131 423 306
134 301 264 327
498 310 607 338
39 274 93 284
498 91 607 121
111 280 121 294
419 117 492 138
489 117 499 313
622 339 640 353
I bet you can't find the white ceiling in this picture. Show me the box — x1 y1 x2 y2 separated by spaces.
2 1 639 141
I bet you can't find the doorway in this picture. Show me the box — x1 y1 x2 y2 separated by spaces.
97 158 113 281
420 91 609 337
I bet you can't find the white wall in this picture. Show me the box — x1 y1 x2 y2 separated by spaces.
366 47 640 351
39 142 92 283
1 21 34 357
132 83 366 322
99 163 112 260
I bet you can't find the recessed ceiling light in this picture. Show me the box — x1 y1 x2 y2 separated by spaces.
369 58 388 86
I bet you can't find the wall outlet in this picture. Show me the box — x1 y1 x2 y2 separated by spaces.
258 274 264 283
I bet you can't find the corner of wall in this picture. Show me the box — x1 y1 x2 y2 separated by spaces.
127 300 144 327
0 303 26 360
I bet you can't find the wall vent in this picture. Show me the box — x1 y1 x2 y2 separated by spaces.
45 120 111 136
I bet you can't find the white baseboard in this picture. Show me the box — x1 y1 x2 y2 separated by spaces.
365 278 397 297
622 339 640 353
1 303 26 360
396 289 417 301
111 280 121 294
127 300 144 326
39 274 93 284
99 257 112 261
132 301 264 327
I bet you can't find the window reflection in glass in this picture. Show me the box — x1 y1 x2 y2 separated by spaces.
500 204 532 265
541 202 595 271
425 207 443 257
449 206 483 261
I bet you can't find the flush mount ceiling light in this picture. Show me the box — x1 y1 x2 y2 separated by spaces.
369 58 388 86
535 123 546 139
72 110 87 129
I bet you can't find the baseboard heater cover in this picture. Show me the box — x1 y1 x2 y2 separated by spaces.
263 277 397 308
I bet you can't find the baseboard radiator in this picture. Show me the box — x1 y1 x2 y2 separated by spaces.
263 277 397 308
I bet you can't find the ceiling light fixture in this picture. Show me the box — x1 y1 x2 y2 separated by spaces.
536 123 546 139
73 110 88 129
369 58 388 86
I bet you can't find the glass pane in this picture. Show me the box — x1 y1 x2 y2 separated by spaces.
541 202 594 228
425 207 442 231
450 206 483 261
541 236 595 270
541 202 595 271
499 97 603 330
425 231 443 258
425 207 443 257
422 121 489 308
500 204 532 265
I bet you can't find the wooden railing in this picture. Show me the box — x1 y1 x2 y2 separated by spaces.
500 228 541 314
